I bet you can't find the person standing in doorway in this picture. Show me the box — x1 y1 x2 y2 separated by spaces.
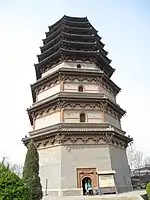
85 181 89 195
88 180 93 195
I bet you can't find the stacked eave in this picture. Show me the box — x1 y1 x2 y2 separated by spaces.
34 15 114 79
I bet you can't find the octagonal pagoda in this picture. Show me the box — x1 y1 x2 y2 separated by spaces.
22 15 133 197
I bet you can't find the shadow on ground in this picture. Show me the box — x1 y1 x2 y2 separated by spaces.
141 194 148 200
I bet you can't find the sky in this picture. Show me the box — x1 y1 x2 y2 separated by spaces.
0 0 150 165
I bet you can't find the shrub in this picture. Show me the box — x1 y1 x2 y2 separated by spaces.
0 163 29 200
146 182 150 200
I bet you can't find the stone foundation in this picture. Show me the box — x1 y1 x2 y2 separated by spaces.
43 190 144 200
44 188 82 197
117 185 133 193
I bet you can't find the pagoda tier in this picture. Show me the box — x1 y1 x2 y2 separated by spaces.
35 15 114 79
27 92 125 126
30 68 121 103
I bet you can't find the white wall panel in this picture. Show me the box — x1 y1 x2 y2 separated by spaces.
37 84 60 101
34 111 60 130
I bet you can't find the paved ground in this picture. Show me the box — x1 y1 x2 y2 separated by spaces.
43 190 146 200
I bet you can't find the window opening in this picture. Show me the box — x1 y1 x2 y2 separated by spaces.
77 64 81 68
80 113 86 122
78 85 83 92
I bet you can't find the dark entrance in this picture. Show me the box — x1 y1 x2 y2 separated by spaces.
82 177 92 195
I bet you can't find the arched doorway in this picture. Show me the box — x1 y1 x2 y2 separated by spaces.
82 177 92 195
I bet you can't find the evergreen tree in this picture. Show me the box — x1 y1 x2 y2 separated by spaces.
23 140 43 200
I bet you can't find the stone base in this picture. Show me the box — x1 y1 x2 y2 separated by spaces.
116 185 133 193
42 190 145 200
43 188 82 197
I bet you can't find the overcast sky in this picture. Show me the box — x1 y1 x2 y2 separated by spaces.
0 0 150 164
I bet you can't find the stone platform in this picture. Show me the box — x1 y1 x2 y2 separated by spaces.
43 190 145 200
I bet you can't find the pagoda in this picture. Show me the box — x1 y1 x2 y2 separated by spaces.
22 15 133 197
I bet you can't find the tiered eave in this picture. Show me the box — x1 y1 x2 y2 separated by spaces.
35 15 114 79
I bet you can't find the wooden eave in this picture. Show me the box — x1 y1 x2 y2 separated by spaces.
48 16 64 32
63 15 88 22
42 41 110 67
63 32 95 41
35 48 61 68
35 49 114 80
43 24 93 45
46 31 105 54
46 22 62 38
38 40 61 62
46 20 63 37
47 16 89 35
40 33 62 53
46 20 95 37
63 40 97 48
96 42 108 56
35 16 114 79
35 58 114 81
63 24 94 34
40 32 96 53
35 48 99 68
43 27 62 45
96 56 114 77
64 19 91 29
44 23 100 46
60 48 99 55
38 40 98 62
97 49 111 65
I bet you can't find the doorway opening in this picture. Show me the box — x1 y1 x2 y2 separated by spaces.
82 177 92 195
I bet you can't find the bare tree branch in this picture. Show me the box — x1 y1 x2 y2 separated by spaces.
10 164 23 177
144 157 150 167
1 156 23 177
127 144 145 170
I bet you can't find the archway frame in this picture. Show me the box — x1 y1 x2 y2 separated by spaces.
76 168 98 189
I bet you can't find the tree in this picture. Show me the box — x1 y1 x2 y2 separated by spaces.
127 144 150 186
0 162 29 200
127 144 144 170
144 157 150 167
10 164 23 178
23 140 43 200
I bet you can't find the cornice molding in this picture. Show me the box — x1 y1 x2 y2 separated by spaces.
22 131 130 150
29 122 127 138
28 95 124 121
